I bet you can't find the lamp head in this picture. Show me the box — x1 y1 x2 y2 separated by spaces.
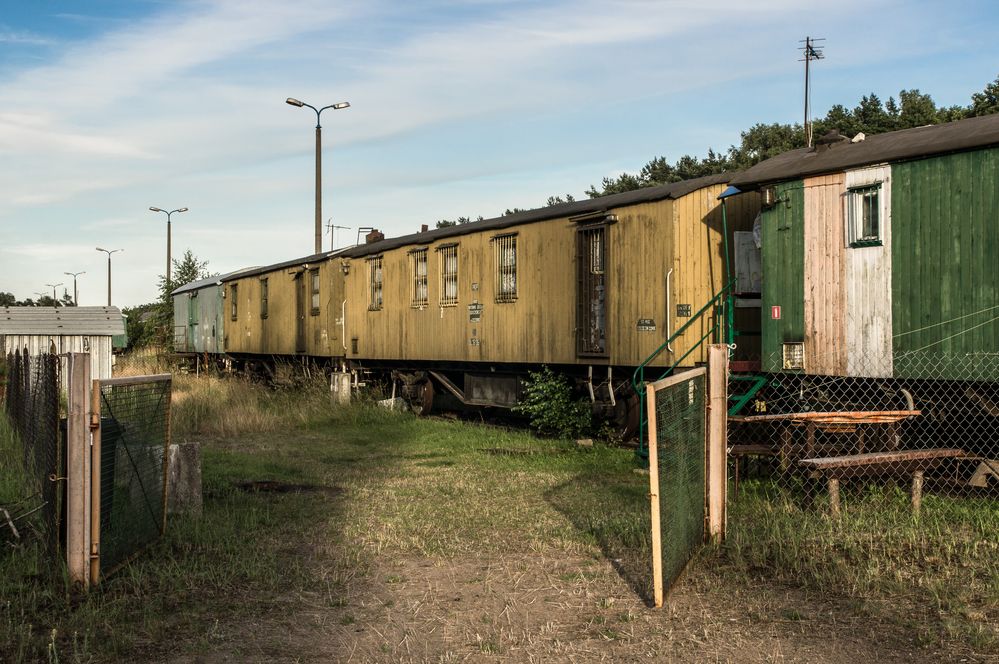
286 97 305 107
333 102 350 110
149 207 163 213
177 207 189 213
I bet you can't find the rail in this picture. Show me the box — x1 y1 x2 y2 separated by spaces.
632 280 734 460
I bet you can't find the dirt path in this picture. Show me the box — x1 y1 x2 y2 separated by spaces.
165 551 968 663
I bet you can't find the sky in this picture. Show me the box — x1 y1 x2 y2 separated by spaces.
1 0 997 307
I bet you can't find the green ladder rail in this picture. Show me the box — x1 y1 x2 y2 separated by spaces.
632 280 735 462
728 374 768 416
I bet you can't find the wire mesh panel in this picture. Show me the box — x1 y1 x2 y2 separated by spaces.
647 367 706 606
1 349 62 555
97 375 171 573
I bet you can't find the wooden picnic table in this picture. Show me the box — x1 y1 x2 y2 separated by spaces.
730 410 922 470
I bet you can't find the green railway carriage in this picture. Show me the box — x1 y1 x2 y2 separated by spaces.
729 115 999 381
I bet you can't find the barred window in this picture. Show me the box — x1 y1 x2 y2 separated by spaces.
229 283 238 321
492 234 517 302
260 278 268 319
847 183 882 247
410 248 428 307
310 268 320 315
438 244 458 307
368 256 383 310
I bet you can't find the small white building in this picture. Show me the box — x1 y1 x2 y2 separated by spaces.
1 306 126 382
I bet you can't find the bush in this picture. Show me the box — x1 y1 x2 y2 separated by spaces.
513 366 591 439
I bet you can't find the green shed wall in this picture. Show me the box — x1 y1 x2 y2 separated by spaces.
760 180 805 372
891 147 999 380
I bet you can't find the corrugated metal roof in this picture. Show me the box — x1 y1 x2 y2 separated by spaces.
0 306 125 336
730 114 999 188
171 266 265 296
338 172 734 259
215 252 340 283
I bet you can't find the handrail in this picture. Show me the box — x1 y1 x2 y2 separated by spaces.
632 279 735 460
632 279 735 395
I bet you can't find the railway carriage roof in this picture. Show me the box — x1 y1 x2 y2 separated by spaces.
729 113 999 188
339 171 733 259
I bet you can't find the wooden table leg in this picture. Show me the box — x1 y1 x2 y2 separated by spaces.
911 470 924 516
828 477 841 517
805 422 816 458
780 428 793 472
887 422 900 451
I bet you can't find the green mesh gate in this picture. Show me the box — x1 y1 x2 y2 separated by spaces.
96 374 172 575
645 367 707 608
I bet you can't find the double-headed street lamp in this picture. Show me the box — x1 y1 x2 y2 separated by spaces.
286 97 350 254
64 271 85 305
95 247 122 306
44 282 64 303
149 207 188 289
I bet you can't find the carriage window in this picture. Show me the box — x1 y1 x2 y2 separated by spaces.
492 234 517 303
438 244 459 307
229 284 238 321
310 268 320 315
847 183 882 247
260 278 268 319
368 256 383 310
410 248 428 307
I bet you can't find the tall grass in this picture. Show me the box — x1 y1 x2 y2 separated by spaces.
170 372 342 439
724 480 999 648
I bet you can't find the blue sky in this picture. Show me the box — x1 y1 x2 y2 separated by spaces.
1 0 997 306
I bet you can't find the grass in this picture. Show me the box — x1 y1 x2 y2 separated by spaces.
2 371 997 660
724 479 999 650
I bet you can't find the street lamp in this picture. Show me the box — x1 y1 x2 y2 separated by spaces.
149 207 188 289
95 247 122 306
44 282 64 304
64 271 85 306
286 96 350 254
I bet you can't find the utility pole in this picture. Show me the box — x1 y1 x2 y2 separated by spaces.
800 36 825 148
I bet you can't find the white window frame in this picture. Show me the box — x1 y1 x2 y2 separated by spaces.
846 182 883 247
492 233 518 303
410 248 428 308
437 244 459 307
368 256 383 310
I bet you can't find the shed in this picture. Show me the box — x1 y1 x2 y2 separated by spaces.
729 114 999 380
0 306 127 382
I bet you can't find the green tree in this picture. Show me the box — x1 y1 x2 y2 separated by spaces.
969 74 999 117
0 292 15 306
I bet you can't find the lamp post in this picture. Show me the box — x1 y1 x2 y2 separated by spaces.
64 271 85 305
95 247 122 306
286 97 350 254
149 207 188 290
44 282 64 304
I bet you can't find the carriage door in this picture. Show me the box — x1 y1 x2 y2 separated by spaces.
187 292 199 352
576 224 608 356
294 272 307 353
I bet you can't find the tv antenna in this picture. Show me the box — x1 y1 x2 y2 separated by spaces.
799 36 825 148
326 219 351 250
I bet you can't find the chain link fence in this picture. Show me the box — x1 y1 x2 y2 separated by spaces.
96 376 172 574
729 349 999 510
1 349 62 554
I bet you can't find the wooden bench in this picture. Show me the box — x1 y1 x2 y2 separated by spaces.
799 448 965 515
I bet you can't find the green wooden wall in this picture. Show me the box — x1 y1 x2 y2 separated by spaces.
891 147 999 380
759 180 805 372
